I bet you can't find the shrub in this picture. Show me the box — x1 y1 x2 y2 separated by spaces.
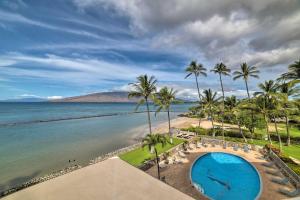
287 163 300 176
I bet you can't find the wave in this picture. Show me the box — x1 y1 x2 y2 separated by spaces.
0 111 182 127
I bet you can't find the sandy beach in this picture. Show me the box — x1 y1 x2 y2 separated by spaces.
153 117 234 133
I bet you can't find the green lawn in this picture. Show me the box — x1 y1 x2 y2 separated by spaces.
254 123 300 138
119 137 184 167
222 136 300 160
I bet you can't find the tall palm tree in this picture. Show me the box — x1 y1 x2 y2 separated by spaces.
233 63 260 98
211 62 231 140
233 63 260 139
201 89 220 137
277 79 300 145
254 96 273 144
254 80 278 99
128 75 157 134
142 134 167 180
224 96 247 143
282 60 300 80
154 87 179 144
185 61 207 126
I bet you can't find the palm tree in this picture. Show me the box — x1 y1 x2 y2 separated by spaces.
254 80 278 99
268 96 283 151
282 60 300 80
154 87 179 144
201 89 220 137
277 79 300 145
211 63 231 140
254 96 273 144
128 75 157 134
185 61 207 126
233 63 260 98
224 96 247 142
233 63 260 139
142 134 167 180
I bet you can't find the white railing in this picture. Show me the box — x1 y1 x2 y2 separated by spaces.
268 149 300 187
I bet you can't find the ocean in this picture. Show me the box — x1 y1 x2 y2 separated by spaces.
0 102 190 192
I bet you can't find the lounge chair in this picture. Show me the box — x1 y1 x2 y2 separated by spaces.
159 161 167 168
178 151 186 158
279 188 300 197
251 144 257 151
243 144 250 153
202 141 208 147
265 169 281 176
223 142 227 149
233 143 238 151
262 162 275 168
196 142 201 148
271 177 289 185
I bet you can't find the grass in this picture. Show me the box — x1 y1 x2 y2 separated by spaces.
119 137 184 167
222 136 300 160
254 123 300 138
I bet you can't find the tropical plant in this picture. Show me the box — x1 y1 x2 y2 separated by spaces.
211 62 231 140
185 61 207 126
128 75 157 134
233 63 260 138
201 89 221 137
142 134 167 180
233 63 260 98
277 79 300 145
224 96 247 142
281 60 300 80
268 97 283 151
154 87 180 143
254 80 278 99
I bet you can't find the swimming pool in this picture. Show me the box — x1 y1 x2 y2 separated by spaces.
190 152 261 200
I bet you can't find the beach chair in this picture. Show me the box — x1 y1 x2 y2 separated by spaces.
159 161 167 168
178 151 186 158
265 169 281 176
223 142 227 149
279 188 300 197
262 162 275 168
233 143 238 151
271 177 289 185
243 144 250 153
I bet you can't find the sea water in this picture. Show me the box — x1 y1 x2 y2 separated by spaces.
0 102 190 192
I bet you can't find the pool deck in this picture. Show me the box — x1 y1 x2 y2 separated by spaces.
146 146 294 200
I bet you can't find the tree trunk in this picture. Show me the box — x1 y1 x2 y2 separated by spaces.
285 115 291 146
264 114 272 144
167 109 172 144
238 121 247 143
210 106 215 137
195 75 202 127
146 98 152 134
273 116 282 152
219 73 225 141
245 79 254 141
154 148 160 180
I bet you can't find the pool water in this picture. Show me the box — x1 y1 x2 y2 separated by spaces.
190 152 261 200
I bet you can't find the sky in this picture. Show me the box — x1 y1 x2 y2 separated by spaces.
0 0 299 100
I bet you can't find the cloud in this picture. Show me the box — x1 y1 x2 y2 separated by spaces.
47 96 63 100
0 10 104 39
72 0 300 69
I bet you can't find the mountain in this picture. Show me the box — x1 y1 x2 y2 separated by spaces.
52 92 139 103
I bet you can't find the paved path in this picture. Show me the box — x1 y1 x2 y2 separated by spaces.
3 157 193 200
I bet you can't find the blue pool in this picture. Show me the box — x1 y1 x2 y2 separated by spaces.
190 152 261 200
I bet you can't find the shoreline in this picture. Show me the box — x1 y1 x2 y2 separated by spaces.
0 116 193 198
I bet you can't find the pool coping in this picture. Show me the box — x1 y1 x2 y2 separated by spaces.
189 152 263 200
